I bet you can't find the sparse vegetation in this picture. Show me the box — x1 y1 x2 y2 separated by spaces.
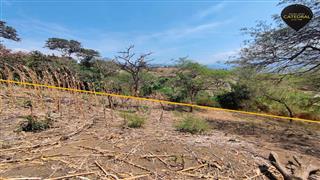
2 41 318 120
0 0 320 179
120 112 146 128
175 115 209 134
19 115 53 132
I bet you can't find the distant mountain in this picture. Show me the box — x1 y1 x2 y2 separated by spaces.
109 59 232 70
102 57 114 61
206 63 231 70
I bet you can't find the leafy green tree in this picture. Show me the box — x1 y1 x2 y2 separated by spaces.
0 21 20 41
230 68 320 119
302 72 320 91
140 76 169 97
77 48 100 67
45 38 82 58
79 60 119 91
68 40 82 56
229 0 320 119
91 60 118 78
45 38 69 55
174 58 228 112
104 71 132 95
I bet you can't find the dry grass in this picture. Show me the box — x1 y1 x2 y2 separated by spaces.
0 84 319 179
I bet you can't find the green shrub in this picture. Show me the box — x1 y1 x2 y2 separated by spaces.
159 86 186 102
216 84 251 110
120 112 145 128
196 95 220 107
20 115 53 132
175 116 209 134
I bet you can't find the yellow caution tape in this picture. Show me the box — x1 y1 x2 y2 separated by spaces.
0 79 319 124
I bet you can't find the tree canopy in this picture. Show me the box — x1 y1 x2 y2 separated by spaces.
0 21 20 41
45 38 82 57
233 0 320 74
174 59 229 111
77 48 100 67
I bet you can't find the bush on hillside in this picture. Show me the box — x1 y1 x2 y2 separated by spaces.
175 115 209 134
120 112 145 128
217 84 251 110
19 115 53 132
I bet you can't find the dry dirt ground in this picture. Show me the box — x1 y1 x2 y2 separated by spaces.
0 85 319 180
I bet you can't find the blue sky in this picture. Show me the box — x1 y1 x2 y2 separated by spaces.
1 0 282 66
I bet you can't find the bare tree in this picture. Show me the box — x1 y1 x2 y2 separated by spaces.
115 45 152 96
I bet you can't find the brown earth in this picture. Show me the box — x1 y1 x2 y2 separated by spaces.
0 85 319 179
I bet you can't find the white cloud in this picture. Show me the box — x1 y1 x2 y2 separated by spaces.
4 18 236 64
194 2 227 19
4 12 236 64
138 18 234 42
197 48 240 65
11 18 78 39
76 18 234 59
169 21 226 37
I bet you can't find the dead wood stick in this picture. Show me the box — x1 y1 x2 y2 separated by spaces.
141 154 177 158
121 142 142 160
6 178 42 180
119 173 150 180
155 156 171 167
60 118 95 140
178 164 207 173
94 161 108 175
177 171 214 179
268 151 320 180
184 147 222 170
184 147 203 165
94 161 119 180
1 154 68 163
246 172 262 180
269 152 291 179
293 155 302 167
45 172 96 180
55 159 79 169
148 152 176 170
117 159 151 172
0 142 59 152
79 145 115 154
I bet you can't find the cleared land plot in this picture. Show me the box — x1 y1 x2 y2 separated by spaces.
0 85 319 179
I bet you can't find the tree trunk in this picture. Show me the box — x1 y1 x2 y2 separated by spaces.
264 94 294 122
189 93 195 112
132 76 139 97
